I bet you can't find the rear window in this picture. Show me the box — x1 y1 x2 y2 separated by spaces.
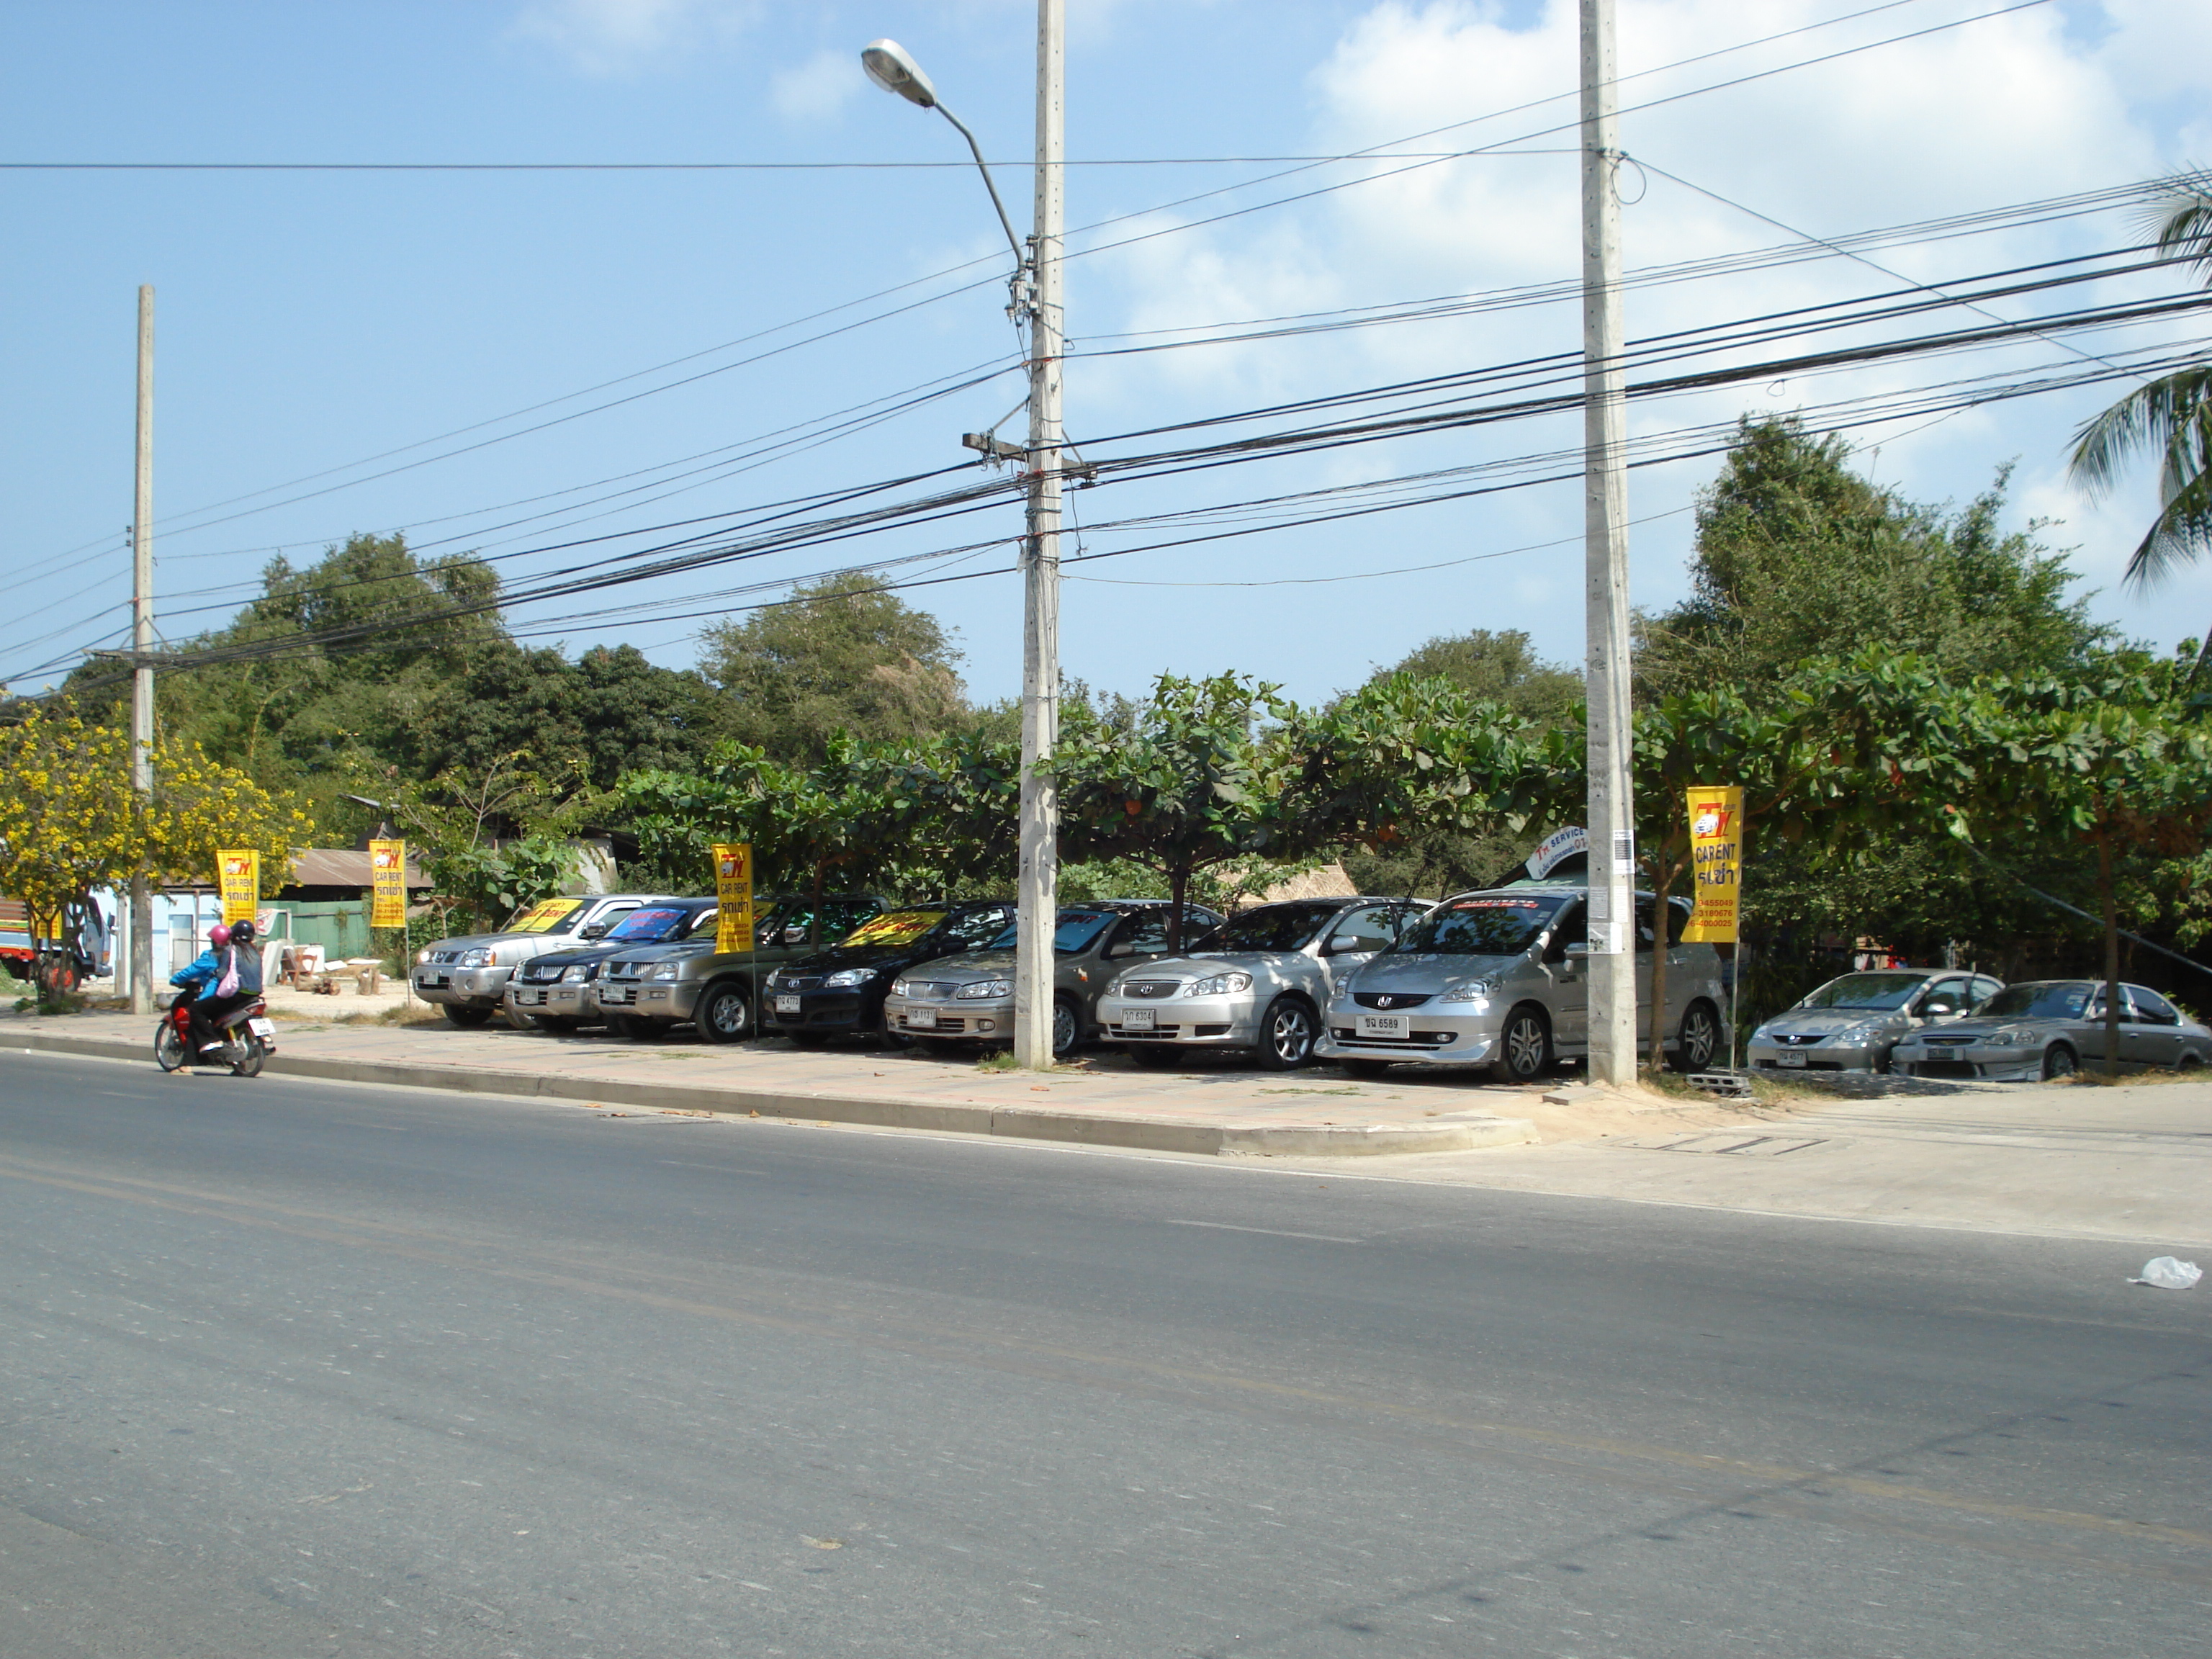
1395 895 1568 958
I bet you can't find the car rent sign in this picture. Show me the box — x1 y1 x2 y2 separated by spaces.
1681 786 1743 944
713 843 754 953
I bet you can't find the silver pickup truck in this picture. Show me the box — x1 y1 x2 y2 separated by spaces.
410 892 688 1029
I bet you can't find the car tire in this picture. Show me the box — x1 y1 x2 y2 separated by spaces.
1051 995 1082 1058
1338 1058 1395 1079
2180 1052 2206 1071
441 1005 493 1029
2041 1043 2078 1081
695 981 752 1045
1669 1001 1722 1073
1493 1004 1553 1084
1254 996 1318 1071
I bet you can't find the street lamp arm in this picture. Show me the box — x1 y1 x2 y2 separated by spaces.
933 102 1027 274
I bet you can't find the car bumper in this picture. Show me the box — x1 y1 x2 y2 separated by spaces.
1746 1040 1887 1074
412 967 511 1007
1314 1007 1498 1066
1892 1049 2039 1082
1096 993 1256 1047
505 983 599 1019
764 989 871 1033
884 993 1012 1039
596 979 699 1021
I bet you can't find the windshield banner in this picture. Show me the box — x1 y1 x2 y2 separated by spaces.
1682 786 1743 943
510 898 575 934
217 849 260 927
369 839 408 930
713 843 754 954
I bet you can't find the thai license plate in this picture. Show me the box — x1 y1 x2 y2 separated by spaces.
1358 1013 1408 1039
1123 1007 1156 1030
1779 1049 1807 1068
906 1007 938 1028
775 995 801 1015
247 1018 274 1038
423 974 448 989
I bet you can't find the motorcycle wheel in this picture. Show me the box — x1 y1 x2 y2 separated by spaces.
153 1021 189 1073
229 1030 266 1079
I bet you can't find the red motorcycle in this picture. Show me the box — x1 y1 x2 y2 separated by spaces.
153 991 274 1077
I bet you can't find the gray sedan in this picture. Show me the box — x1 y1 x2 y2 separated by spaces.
1892 979 2212 1081
1748 968 2002 1076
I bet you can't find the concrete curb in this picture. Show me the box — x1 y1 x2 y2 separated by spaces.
8 1028 1536 1159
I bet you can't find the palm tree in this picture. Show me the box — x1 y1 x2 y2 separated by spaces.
2068 173 2212 674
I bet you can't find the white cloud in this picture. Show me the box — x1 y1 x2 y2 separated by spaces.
510 0 757 76
770 49 862 124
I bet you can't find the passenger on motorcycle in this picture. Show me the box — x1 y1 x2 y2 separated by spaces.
171 920 263 1054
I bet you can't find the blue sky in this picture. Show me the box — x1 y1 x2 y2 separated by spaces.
5 0 2210 708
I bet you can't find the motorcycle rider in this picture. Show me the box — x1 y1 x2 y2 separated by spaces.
171 919 263 1056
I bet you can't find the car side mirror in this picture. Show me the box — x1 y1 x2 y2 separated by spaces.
1921 1000 1955 1018
579 922 609 940
782 927 806 945
1324 934 1362 956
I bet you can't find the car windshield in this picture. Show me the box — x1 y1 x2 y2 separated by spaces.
1394 894 1568 957
838 910 946 949
606 906 701 942
1190 902 1344 953
1977 981 2095 1020
984 909 1120 953
504 897 585 935
1797 973 1929 1011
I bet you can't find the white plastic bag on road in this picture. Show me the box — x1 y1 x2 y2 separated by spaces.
2129 1256 2203 1290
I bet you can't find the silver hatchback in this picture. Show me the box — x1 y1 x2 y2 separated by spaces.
1310 881 1727 1082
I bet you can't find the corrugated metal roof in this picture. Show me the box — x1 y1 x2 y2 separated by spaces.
284 848 432 890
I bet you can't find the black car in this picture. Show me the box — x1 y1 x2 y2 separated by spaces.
503 898 720 1033
762 899 1014 1046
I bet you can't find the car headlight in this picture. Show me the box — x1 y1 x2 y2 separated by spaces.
824 968 873 989
958 979 1012 999
1825 1022 1882 1047
459 948 488 968
561 964 589 984
416 948 432 965
1979 1028 2021 1048
649 963 680 981
1437 976 1499 1004
1187 972 1252 997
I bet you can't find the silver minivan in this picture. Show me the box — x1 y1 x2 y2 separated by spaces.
1095 896 1430 1069
1310 881 1726 1082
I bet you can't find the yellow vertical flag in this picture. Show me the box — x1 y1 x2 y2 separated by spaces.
1681 786 1744 944
713 843 755 953
217 850 261 927
369 839 408 929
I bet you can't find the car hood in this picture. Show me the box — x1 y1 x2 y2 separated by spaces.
426 930 575 954
786 941 936 972
1896 1014 2069 1041
1761 1007 1912 1037
1114 950 1300 982
1346 952 1519 994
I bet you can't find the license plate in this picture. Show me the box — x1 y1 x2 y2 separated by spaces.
776 995 801 1015
1122 1007 1156 1030
423 974 448 989
1779 1049 1807 1068
248 1018 274 1038
1357 1013 1408 1039
906 1007 938 1028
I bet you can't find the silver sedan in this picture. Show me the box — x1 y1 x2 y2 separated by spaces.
1891 979 2212 1082
1748 968 2001 1076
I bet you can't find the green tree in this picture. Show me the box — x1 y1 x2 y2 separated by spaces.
2069 173 2212 671
698 572 968 763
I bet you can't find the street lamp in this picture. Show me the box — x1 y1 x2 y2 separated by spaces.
863 18 1066 1071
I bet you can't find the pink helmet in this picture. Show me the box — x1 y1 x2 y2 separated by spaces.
208 923 231 948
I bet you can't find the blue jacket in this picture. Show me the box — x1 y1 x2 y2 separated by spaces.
170 944 262 998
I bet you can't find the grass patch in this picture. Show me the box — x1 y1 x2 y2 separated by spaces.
976 1051 1022 1073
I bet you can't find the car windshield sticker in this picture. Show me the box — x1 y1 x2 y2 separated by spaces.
509 898 583 934
608 907 692 940
840 910 947 947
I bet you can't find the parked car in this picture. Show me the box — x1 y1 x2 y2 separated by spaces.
593 894 886 1042
1092 896 1429 1070
503 898 720 1033
412 893 687 1029
1747 968 2002 1076
1310 881 1725 1082
883 899 1227 1058
1889 979 2212 1081
763 900 1015 1046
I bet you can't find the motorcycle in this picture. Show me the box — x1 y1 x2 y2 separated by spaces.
153 989 275 1077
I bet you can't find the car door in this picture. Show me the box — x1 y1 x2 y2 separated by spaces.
1318 903 1401 996
1541 901 1591 1053
2122 985 2185 1068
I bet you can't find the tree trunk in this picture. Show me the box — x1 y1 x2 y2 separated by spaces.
1169 866 1189 954
2098 830 2121 1077
1647 860 1676 1071
809 862 825 950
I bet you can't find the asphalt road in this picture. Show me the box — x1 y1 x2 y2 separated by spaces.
2 1051 2207 1658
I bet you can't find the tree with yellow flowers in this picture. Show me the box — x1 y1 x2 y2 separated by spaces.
0 711 312 1004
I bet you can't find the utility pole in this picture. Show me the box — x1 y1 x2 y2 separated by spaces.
1579 0 1637 1087
129 285 156 1016
1012 0 1065 1070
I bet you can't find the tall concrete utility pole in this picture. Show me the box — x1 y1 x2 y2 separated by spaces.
1012 0 1066 1070
1579 0 1637 1087
129 284 156 1016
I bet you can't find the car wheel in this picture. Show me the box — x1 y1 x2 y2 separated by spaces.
2041 1043 2078 1081
1051 996 1082 1058
441 1005 493 1029
1338 1058 1395 1079
1669 1001 1721 1073
1495 1004 1552 1083
695 981 752 1045
2180 1052 2206 1071
1254 996 1317 1071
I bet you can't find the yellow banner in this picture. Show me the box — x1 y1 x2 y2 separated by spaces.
509 897 577 934
713 843 755 954
1681 786 1743 943
369 839 408 929
217 849 261 927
